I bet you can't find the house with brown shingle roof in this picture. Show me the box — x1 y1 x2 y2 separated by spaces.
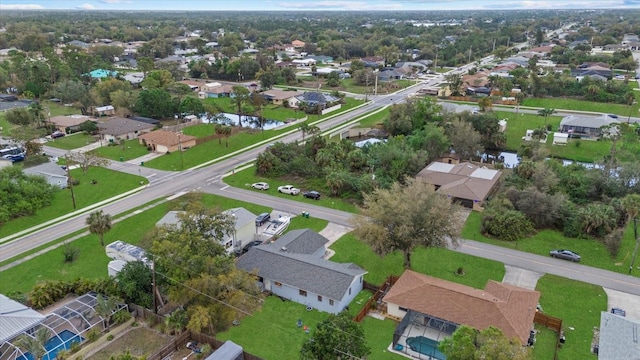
384 270 540 348
416 161 502 211
291 39 306 48
48 115 94 133
97 117 155 142
138 130 196 153
261 89 298 105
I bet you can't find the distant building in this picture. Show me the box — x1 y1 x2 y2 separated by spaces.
23 162 68 188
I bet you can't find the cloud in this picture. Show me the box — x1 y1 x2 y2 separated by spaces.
100 0 124 3
0 4 44 9
77 3 96 9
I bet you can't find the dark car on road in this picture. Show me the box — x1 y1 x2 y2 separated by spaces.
255 212 271 226
549 249 581 262
303 191 321 200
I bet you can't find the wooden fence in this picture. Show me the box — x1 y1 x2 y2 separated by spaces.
353 275 399 322
130 303 264 360
533 312 564 360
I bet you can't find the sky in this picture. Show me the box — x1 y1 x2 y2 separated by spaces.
1 0 639 11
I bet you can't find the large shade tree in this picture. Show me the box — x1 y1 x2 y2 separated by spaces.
439 325 531 360
351 177 461 268
149 202 261 333
300 312 370 360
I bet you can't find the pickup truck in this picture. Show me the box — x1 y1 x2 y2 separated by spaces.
277 185 300 195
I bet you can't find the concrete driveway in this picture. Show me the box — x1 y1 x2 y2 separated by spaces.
604 288 640 320
502 265 543 290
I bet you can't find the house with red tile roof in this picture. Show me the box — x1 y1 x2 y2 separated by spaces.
383 270 540 350
138 130 196 153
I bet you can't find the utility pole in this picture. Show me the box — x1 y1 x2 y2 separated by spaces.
64 154 77 209
468 46 472 64
152 257 157 314
492 38 496 53
177 133 184 170
629 217 639 274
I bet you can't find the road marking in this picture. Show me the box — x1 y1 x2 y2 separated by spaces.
166 191 187 200
148 173 157 178
221 185 230 190
206 176 221 182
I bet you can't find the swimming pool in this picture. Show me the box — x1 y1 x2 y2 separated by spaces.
17 330 84 360
405 336 446 360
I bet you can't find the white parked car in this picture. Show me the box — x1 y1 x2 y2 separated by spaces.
251 182 270 190
277 185 300 195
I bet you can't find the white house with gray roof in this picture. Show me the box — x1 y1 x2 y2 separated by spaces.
0 294 46 345
559 114 618 139
23 162 68 188
597 311 640 359
236 229 367 314
156 208 257 254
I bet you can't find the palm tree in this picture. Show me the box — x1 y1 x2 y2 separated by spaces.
86 210 112 247
165 309 188 335
537 108 556 129
95 294 118 330
16 327 51 360
231 86 250 126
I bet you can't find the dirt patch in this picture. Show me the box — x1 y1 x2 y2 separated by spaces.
88 326 173 360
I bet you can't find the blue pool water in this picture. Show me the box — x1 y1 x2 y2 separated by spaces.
17 330 84 360
406 336 446 360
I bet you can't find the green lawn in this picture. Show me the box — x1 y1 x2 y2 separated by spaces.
91 139 150 162
357 108 389 128
462 212 640 277
521 97 639 117
202 97 306 121
329 233 505 288
534 275 606 360
496 110 616 163
45 133 96 150
0 166 146 240
223 166 360 213
182 123 216 138
361 317 405 360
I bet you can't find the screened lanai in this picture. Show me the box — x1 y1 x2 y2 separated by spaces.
0 292 127 360
392 310 458 360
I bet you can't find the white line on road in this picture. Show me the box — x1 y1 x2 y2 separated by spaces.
221 185 230 190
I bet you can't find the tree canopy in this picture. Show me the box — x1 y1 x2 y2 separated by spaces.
0 167 59 225
439 325 531 360
300 312 370 360
352 177 461 268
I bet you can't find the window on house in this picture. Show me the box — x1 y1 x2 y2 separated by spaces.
299 290 307 297
349 288 351 295
274 282 282 287
399 307 408 312
360 276 362 283
329 299 334 306
318 295 322 302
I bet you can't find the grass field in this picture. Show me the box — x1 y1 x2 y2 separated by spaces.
222 166 360 213
182 123 215 138
521 97 639 117
461 211 640 277
0 166 146 240
45 133 96 150
534 275 606 360
357 108 389 128
329 233 505 288
91 139 150 162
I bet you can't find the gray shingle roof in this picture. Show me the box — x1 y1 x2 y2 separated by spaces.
98 117 155 136
237 230 366 300
272 228 328 254
0 294 45 343
560 114 617 129
598 311 640 360
23 162 67 177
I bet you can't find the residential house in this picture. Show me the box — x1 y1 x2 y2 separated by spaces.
122 72 144 85
291 92 341 112
292 58 316 67
559 114 618 138
378 68 408 81
307 55 333 64
416 161 502 211
94 105 115 117
23 162 68 188
571 64 612 79
48 114 93 133
98 117 155 142
596 311 640 359
200 82 235 98
129 116 161 126
261 89 298 106
291 39 306 49
179 80 204 91
236 229 367 314
0 294 46 346
138 130 197 154
603 44 627 52
383 270 540 351
361 56 385 67
622 33 640 45
205 340 244 360
155 208 257 254
67 40 90 49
